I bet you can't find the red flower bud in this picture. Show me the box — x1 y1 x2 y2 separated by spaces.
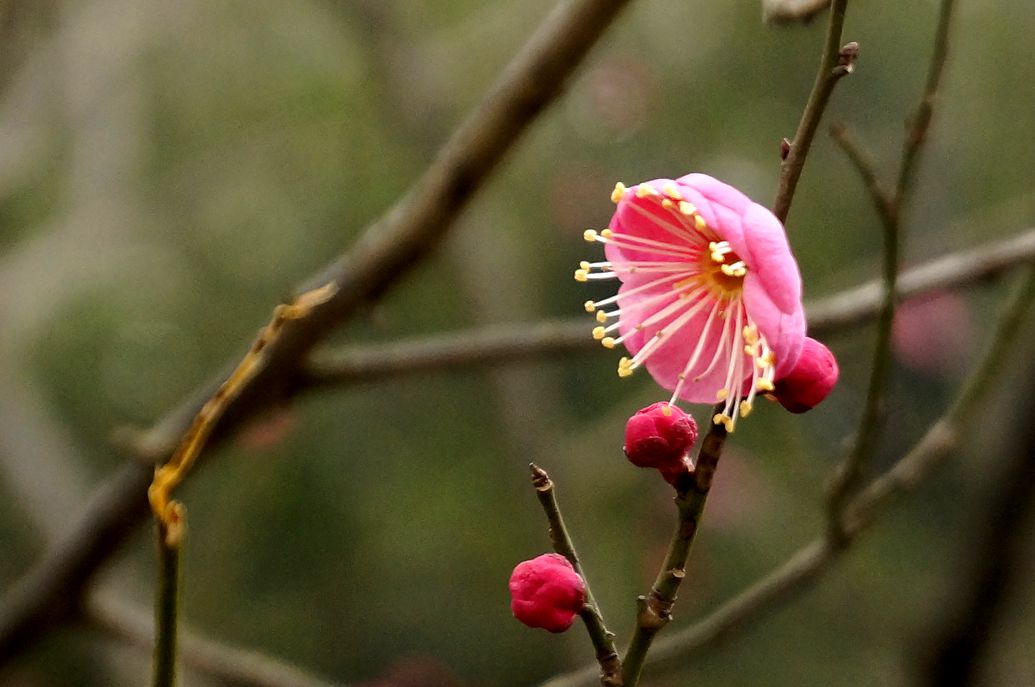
772 337 839 413
623 402 698 475
509 554 585 633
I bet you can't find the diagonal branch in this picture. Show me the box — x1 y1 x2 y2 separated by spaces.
0 0 634 663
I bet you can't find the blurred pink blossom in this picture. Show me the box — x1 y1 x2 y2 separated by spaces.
578 174 806 431
892 290 974 375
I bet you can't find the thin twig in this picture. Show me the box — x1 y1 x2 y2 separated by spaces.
541 267 1035 687
826 0 957 540
897 0 956 203
0 0 634 663
771 0 854 224
296 228 1035 388
88 594 346 687
829 123 896 228
619 425 726 687
530 465 621 686
152 520 182 687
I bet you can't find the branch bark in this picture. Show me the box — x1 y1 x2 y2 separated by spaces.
300 228 1035 388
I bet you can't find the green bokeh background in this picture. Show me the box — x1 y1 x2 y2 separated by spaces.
1 1 1034 685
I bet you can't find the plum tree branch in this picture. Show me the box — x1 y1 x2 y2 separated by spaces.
0 0 634 663
826 0 957 540
300 228 1035 387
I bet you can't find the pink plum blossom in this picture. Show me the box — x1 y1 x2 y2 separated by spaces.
576 174 806 431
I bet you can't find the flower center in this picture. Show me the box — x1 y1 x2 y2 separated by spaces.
700 240 747 297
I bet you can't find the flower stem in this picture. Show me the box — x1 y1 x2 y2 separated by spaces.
530 465 622 686
772 0 853 224
152 511 184 687
619 422 727 686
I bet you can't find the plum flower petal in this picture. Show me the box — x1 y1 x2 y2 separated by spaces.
576 174 807 431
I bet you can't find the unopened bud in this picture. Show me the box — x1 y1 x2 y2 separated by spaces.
772 337 839 413
509 554 586 633
623 402 699 481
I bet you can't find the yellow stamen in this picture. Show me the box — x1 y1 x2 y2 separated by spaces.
601 337 616 349
584 300 596 313
596 310 608 323
611 182 627 203
712 413 734 432
592 326 606 340
583 229 598 242
678 201 697 216
574 269 588 282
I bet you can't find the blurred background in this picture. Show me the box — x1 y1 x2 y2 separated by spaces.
1 0 1034 685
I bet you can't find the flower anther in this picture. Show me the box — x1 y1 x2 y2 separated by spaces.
578 174 806 431
509 553 586 633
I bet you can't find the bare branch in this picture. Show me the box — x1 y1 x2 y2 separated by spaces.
829 122 896 229
772 0 853 224
826 0 958 538
299 228 1035 388
530 465 622 685
0 0 634 663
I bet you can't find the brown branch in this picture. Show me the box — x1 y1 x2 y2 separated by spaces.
825 0 957 541
0 0 634 663
530 465 622 686
771 0 854 224
829 123 896 229
87 594 345 687
298 228 1035 388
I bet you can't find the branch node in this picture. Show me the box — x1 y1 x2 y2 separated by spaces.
833 41 860 76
